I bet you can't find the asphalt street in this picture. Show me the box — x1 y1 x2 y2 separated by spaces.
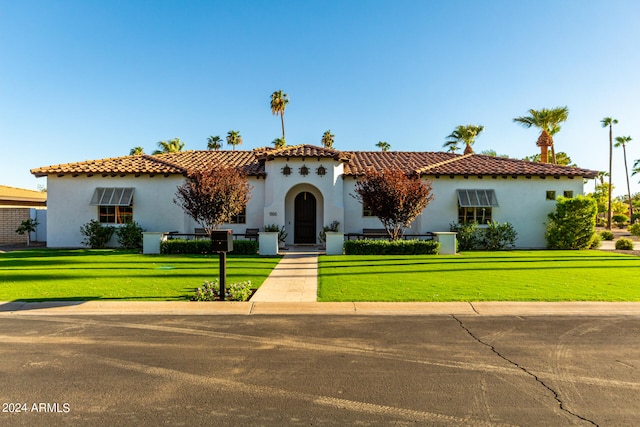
1 314 639 426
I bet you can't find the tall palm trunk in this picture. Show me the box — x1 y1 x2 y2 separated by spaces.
622 144 633 221
608 125 613 230
281 114 285 140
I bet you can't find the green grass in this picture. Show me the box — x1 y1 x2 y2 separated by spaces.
0 249 281 301
318 251 640 302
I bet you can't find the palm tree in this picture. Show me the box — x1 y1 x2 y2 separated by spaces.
270 90 289 140
513 107 569 164
444 125 484 155
153 138 185 155
129 147 144 155
207 135 222 151
601 117 618 230
271 137 286 148
376 141 391 152
615 135 633 221
226 130 242 150
321 130 335 148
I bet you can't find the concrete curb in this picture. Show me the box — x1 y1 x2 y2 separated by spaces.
1 301 640 316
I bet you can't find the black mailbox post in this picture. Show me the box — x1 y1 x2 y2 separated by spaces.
210 230 233 252
210 229 233 300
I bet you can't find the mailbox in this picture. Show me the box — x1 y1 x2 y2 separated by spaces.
210 229 233 252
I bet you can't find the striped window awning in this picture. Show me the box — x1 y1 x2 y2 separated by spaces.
90 188 134 206
457 189 499 207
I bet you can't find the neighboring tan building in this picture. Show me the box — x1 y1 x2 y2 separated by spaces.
0 185 47 244
31 145 598 249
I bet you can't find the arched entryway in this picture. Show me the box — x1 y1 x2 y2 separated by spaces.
294 191 316 244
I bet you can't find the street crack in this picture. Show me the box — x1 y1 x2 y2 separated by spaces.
452 315 598 426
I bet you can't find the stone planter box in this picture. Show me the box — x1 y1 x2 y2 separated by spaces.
143 232 166 254
259 232 279 256
433 232 457 255
325 232 344 255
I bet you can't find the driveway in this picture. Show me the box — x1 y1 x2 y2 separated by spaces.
1 314 638 426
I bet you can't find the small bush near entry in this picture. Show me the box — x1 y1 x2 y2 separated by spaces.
343 239 439 255
600 230 615 241
629 223 640 237
590 233 602 249
615 238 635 250
80 220 115 249
161 239 258 255
116 221 145 249
191 278 253 301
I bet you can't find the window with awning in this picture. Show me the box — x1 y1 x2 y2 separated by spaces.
456 189 498 225
90 188 134 206
90 188 135 224
456 189 499 207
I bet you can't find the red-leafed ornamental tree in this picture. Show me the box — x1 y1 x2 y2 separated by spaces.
353 167 434 240
174 166 252 235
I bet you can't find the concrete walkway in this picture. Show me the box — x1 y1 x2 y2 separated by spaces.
250 246 320 302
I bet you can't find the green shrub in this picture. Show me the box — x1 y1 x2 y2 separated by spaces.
612 214 629 225
590 233 602 249
546 196 597 249
343 239 439 255
449 222 481 251
191 278 253 301
161 238 258 255
450 221 517 250
161 239 211 254
116 221 145 249
479 221 518 250
230 240 259 255
615 238 635 250
628 223 640 237
319 220 340 244
600 230 615 241
80 220 115 249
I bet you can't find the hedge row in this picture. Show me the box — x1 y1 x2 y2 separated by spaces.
161 239 258 255
343 239 440 255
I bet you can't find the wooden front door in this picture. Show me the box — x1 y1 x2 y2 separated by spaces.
294 192 316 244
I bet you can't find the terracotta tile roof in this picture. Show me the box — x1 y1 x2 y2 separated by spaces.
345 151 460 176
254 144 351 161
31 146 599 179
31 151 266 177
0 185 47 207
417 153 599 178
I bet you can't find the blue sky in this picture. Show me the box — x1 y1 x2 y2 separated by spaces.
2 0 639 196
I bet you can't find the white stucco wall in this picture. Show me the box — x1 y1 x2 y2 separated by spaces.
425 176 585 248
263 158 345 244
44 165 588 249
343 175 585 248
46 175 187 247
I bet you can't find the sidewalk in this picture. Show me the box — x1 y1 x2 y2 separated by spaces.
250 246 319 302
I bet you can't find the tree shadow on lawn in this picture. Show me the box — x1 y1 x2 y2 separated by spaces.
318 263 638 277
320 252 635 265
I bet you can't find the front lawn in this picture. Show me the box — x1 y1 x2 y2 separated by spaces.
318 251 640 302
0 249 281 301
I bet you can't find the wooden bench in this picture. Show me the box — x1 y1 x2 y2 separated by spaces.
362 228 389 239
242 228 259 241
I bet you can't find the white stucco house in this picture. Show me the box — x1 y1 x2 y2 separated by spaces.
31 144 598 249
